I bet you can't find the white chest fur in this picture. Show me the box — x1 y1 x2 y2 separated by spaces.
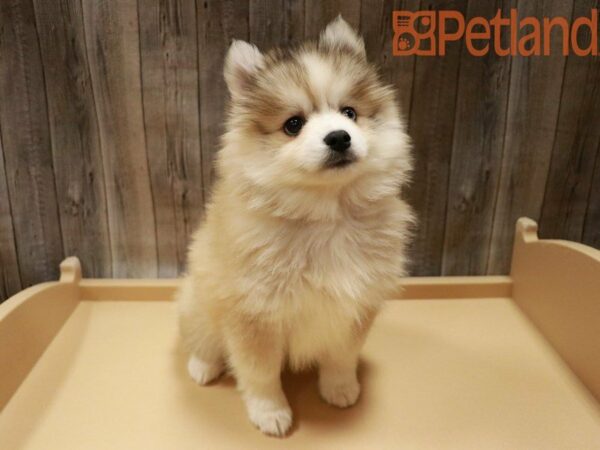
227 198 411 321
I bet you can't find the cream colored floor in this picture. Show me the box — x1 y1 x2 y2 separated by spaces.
1 298 599 450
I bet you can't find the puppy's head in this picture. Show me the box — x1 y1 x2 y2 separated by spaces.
220 17 411 199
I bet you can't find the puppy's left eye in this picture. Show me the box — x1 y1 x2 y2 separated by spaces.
341 106 357 121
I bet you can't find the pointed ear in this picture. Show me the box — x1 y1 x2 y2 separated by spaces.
224 40 264 98
319 16 365 58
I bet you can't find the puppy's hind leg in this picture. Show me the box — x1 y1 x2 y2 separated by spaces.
177 277 225 385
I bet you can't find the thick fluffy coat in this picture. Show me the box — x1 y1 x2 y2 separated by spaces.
177 17 414 436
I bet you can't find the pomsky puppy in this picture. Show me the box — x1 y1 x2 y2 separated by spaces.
177 16 414 437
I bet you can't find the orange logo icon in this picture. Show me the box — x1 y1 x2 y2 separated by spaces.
393 11 437 56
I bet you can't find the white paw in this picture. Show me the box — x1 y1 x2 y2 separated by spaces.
187 355 223 385
245 395 293 437
319 376 361 408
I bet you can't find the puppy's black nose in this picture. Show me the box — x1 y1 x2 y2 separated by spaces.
324 130 351 152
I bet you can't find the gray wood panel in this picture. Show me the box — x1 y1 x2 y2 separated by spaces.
82 0 158 277
583 141 600 249
442 0 514 275
197 0 249 196
488 0 575 274
304 0 361 39
0 131 22 299
33 0 112 278
0 0 64 288
249 0 305 49
539 0 600 243
405 0 468 276
1 0 599 301
138 0 205 276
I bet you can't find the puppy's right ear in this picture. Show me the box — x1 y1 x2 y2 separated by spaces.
224 40 264 98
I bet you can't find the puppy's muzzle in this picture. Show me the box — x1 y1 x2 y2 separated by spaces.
323 130 356 169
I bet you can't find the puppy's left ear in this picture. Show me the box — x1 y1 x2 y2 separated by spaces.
319 16 366 58
224 40 264 98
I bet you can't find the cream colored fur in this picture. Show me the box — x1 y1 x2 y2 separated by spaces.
177 17 414 437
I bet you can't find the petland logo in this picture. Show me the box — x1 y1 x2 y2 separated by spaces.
393 9 598 56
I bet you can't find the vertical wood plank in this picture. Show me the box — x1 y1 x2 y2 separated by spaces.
249 0 305 49
405 0 468 276
539 0 600 243
0 0 64 287
583 142 600 249
138 0 204 276
304 0 361 39
197 0 249 195
32 0 112 278
82 0 158 277
360 0 420 120
488 0 574 274
0 132 22 301
441 0 514 275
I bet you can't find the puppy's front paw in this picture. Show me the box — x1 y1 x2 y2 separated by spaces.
187 354 223 385
245 396 293 437
319 376 361 408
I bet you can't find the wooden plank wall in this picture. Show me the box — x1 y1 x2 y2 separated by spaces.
1 0 599 300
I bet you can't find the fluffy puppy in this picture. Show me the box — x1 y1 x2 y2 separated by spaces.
177 17 414 437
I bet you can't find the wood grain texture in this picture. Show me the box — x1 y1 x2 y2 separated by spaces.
405 0 468 276
0 0 64 288
197 0 249 196
138 0 204 276
539 0 600 243
33 0 112 278
82 0 158 277
442 0 514 275
0 131 22 299
488 0 574 274
304 0 361 39
249 0 305 49
583 141 600 249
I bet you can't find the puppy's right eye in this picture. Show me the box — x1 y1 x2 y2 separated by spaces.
283 116 305 136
